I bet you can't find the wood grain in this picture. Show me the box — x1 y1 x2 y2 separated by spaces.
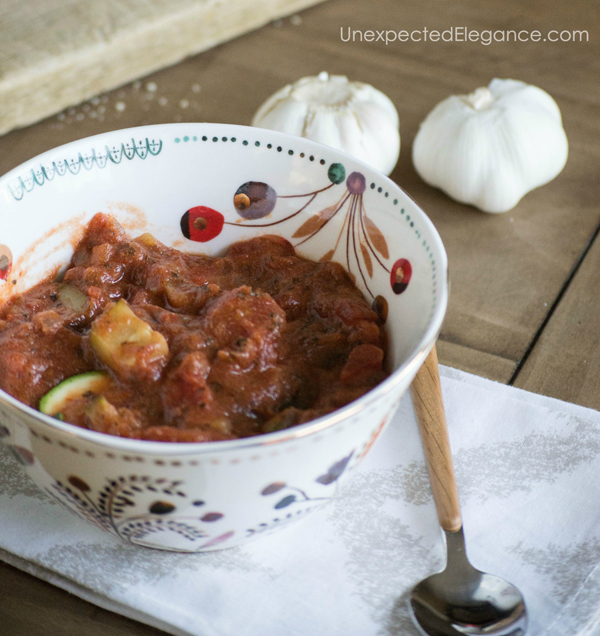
436 340 515 384
0 0 326 136
410 346 462 533
514 230 600 410
0 561 167 636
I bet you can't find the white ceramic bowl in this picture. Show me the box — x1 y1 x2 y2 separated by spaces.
0 124 447 552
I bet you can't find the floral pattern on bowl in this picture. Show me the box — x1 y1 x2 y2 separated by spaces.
180 163 418 319
49 473 234 552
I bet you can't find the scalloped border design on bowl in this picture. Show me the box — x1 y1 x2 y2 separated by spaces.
8 138 163 201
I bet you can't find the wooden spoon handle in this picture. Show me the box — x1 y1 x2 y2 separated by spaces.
410 344 462 533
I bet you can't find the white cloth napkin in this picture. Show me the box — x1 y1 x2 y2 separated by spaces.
1 366 600 636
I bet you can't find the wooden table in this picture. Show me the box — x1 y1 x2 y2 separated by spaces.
1 0 598 632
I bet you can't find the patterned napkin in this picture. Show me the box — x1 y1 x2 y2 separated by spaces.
1 366 600 636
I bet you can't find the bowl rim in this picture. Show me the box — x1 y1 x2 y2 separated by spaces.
0 122 448 455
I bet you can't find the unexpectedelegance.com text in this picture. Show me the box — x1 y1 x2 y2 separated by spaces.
340 26 590 46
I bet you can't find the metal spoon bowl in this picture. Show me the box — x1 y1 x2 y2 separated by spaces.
410 528 527 635
408 346 527 636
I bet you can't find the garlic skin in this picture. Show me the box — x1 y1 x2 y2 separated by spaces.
252 72 400 175
412 78 568 213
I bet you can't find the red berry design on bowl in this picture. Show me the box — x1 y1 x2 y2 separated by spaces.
0 245 12 281
180 207 225 242
390 258 412 294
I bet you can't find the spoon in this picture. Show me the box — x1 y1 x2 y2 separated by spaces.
408 345 527 636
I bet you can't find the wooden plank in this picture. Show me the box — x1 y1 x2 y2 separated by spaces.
435 340 516 384
0 0 326 136
0 561 165 636
514 231 600 410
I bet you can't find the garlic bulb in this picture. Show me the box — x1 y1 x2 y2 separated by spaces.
252 72 400 175
412 78 568 213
